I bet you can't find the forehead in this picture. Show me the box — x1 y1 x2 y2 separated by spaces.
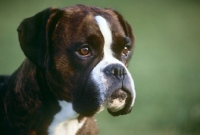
53 5 125 42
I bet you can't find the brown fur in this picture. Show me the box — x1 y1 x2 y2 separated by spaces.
0 5 134 135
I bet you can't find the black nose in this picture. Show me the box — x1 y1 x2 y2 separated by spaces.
103 64 127 79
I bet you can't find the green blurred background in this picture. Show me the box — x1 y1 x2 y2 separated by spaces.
0 0 200 135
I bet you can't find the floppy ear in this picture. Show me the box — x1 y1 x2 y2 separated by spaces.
17 7 61 67
105 8 135 44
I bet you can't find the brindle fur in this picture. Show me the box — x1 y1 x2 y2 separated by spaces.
0 5 134 135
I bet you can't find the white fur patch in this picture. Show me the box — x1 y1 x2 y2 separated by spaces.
93 15 136 110
126 69 136 107
107 98 126 112
48 101 85 135
51 117 86 135
95 16 113 60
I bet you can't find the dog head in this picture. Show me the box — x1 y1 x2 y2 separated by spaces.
17 5 136 116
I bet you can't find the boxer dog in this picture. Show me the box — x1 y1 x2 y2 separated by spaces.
0 5 136 135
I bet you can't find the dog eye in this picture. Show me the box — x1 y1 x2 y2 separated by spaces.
78 46 91 56
122 46 130 57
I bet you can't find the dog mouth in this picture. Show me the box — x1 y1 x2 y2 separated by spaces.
105 88 133 116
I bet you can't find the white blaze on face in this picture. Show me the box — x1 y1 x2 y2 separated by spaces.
94 16 113 60
92 16 136 111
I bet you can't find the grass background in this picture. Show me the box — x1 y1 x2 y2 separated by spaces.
0 0 200 135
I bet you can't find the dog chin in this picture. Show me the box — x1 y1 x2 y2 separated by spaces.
96 89 133 116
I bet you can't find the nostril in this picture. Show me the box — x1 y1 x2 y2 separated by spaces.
104 64 126 79
112 68 119 77
123 68 127 75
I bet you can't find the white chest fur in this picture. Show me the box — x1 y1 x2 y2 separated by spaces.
48 101 86 135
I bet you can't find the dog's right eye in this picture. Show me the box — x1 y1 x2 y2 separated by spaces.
77 45 91 57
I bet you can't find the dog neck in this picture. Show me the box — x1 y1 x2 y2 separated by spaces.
47 101 88 135
1 59 61 134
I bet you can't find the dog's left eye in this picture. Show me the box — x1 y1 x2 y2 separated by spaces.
122 45 130 57
77 45 91 56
